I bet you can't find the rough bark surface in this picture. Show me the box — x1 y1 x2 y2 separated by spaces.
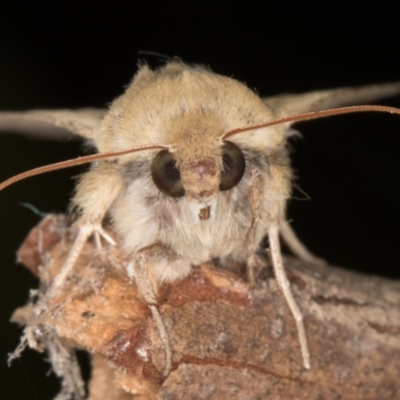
11 214 400 400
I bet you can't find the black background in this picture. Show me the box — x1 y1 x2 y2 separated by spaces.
1 2 400 399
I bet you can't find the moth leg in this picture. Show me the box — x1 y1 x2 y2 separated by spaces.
269 221 310 369
133 244 178 377
245 168 264 286
50 222 116 295
279 220 326 265
50 163 123 295
246 171 310 367
93 224 116 250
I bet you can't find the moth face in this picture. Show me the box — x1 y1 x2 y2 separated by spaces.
151 141 245 221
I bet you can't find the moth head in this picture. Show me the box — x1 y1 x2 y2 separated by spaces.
150 140 245 220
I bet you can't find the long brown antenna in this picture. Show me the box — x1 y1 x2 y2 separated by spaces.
2 104 400 193
0 143 169 192
221 105 400 140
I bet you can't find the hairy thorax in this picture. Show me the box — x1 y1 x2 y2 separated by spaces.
109 174 254 268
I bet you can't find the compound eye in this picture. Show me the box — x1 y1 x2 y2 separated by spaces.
151 150 185 197
219 141 245 191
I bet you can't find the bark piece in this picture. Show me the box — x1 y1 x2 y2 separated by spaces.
11 215 400 399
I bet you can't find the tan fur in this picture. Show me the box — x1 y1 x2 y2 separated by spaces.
72 62 290 283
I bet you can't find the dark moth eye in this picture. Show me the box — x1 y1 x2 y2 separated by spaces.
151 150 185 197
219 141 245 191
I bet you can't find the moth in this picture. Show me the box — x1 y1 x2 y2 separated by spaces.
1 62 400 376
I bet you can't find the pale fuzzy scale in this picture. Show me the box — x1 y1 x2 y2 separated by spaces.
71 162 123 222
98 63 286 157
110 167 255 282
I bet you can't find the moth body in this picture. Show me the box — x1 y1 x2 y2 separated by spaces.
73 63 291 283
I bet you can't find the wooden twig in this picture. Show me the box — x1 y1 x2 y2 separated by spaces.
10 215 400 400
